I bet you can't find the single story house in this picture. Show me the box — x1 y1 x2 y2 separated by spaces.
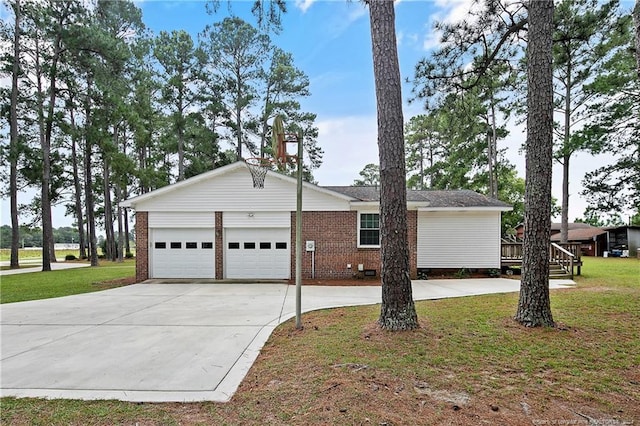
549 226 607 256
122 162 512 281
514 222 593 241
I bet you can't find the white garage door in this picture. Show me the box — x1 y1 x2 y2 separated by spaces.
225 228 290 279
151 228 215 279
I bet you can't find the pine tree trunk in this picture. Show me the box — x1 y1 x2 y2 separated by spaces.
103 155 115 261
9 0 21 270
368 0 418 331
69 103 87 259
515 0 555 328
560 66 572 244
561 153 570 244
236 74 243 159
489 97 499 199
85 77 99 267
634 0 640 78
177 89 185 181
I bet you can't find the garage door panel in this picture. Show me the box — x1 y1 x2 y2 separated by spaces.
151 229 215 279
225 228 290 279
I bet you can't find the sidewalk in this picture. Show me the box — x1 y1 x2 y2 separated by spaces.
0 261 90 276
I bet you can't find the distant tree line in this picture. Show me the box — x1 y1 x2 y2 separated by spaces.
0 225 132 250
1 0 321 269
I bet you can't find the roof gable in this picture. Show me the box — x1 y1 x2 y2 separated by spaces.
122 162 354 210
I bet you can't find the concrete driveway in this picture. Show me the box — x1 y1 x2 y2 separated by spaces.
0 279 575 402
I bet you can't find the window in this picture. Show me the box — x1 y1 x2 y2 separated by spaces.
260 242 271 249
202 242 213 249
244 242 256 249
186 242 197 249
228 242 240 249
170 242 182 249
359 213 380 247
275 242 287 249
155 242 166 249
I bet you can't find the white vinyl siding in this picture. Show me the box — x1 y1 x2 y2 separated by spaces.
148 212 215 228
223 211 290 228
417 211 501 269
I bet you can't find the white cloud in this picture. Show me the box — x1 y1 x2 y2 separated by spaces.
420 0 477 51
313 115 379 186
294 0 316 14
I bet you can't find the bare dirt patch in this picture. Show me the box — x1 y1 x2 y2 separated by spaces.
92 276 137 289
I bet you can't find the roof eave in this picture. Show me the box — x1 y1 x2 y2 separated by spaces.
348 202 512 211
417 206 512 212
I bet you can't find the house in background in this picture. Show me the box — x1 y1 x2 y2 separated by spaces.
514 222 593 241
549 226 607 256
122 162 511 282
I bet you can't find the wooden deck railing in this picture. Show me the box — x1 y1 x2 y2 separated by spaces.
501 242 582 276
550 243 575 279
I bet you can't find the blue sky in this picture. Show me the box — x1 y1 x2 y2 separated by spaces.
136 0 482 184
138 0 434 185
1 0 635 227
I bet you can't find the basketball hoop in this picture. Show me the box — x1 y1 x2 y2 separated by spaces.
245 157 272 189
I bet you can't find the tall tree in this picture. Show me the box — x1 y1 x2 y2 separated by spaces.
154 30 204 181
23 0 85 270
183 111 230 178
579 18 638 218
405 114 441 190
8 0 21 269
515 0 555 328
366 0 418 331
201 17 270 159
635 0 640 76
353 163 380 187
552 0 628 243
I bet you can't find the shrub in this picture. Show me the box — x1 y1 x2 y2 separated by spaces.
454 268 470 279
125 252 134 259
65 254 77 261
487 268 501 278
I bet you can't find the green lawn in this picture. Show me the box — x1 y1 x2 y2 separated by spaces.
0 260 136 304
0 257 638 425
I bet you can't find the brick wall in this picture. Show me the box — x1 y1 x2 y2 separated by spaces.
135 211 148 282
291 211 418 280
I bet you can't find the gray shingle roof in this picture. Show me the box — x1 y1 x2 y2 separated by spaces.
323 186 511 208
550 227 606 241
